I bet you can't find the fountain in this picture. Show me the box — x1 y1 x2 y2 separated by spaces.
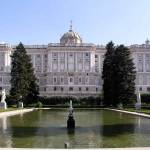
67 100 75 129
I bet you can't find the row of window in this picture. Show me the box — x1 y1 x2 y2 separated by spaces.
139 87 150 92
44 87 98 92
53 76 89 84
52 52 90 57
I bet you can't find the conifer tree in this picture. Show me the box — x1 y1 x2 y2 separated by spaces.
113 45 136 106
10 42 39 103
102 41 115 106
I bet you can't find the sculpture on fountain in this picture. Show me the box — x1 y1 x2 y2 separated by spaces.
0 89 7 109
135 91 141 111
67 100 75 129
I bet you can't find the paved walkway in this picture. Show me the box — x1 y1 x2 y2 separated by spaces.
0 108 35 118
106 108 150 118
0 148 150 150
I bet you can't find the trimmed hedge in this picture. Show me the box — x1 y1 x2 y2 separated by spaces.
141 94 150 104
39 96 101 106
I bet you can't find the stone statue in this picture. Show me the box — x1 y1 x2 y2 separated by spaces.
1 89 6 102
135 91 141 110
69 100 73 116
67 100 75 128
0 89 7 109
137 92 141 104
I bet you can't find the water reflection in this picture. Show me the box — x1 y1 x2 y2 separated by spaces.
0 116 7 131
0 116 12 147
0 109 150 148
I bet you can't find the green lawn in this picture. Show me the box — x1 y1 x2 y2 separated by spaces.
124 108 150 115
0 108 20 112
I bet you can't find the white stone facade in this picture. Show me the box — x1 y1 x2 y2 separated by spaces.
0 28 150 97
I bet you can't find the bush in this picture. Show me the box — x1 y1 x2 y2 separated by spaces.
39 96 101 106
35 101 43 108
5 95 18 106
5 94 102 107
141 94 150 104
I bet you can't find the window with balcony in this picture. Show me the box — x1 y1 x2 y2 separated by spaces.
53 77 57 83
79 87 81 91
54 87 57 91
139 87 142 91
60 77 64 83
61 87 63 91
147 87 150 92
69 87 73 91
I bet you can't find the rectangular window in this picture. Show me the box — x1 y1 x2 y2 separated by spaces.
0 66 4 71
137 54 143 72
139 75 143 85
53 77 57 83
54 87 57 91
60 77 64 83
147 87 150 92
139 87 142 91
86 53 89 56
69 77 74 84
61 87 63 91
69 87 73 91
95 55 98 58
85 77 89 84
53 53 57 57
78 77 82 83
37 54 40 58
86 87 89 91
70 78 73 82
79 87 81 91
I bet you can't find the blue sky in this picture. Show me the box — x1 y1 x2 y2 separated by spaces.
0 0 150 45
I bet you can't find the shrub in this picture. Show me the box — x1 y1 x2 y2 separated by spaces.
141 94 150 104
39 96 101 106
35 101 43 108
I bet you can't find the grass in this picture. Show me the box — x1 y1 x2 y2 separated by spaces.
124 108 150 115
0 108 21 112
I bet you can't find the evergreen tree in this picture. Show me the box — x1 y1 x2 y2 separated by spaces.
113 45 136 106
102 42 136 107
10 42 39 103
102 41 115 106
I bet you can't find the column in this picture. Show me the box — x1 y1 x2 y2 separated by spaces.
65 52 68 71
82 52 84 72
33 54 35 68
75 52 78 72
98 54 101 73
58 52 60 72
41 54 43 73
143 54 146 73
50 52 53 72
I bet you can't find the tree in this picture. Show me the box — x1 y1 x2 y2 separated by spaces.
102 41 115 106
113 45 136 106
102 42 136 107
10 42 39 104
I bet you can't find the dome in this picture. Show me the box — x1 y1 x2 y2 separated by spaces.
60 23 82 46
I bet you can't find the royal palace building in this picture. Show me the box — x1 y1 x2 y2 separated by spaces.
0 25 150 97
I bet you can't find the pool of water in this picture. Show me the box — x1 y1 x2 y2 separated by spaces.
0 109 150 148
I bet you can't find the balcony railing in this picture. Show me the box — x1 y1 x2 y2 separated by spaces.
48 43 96 47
